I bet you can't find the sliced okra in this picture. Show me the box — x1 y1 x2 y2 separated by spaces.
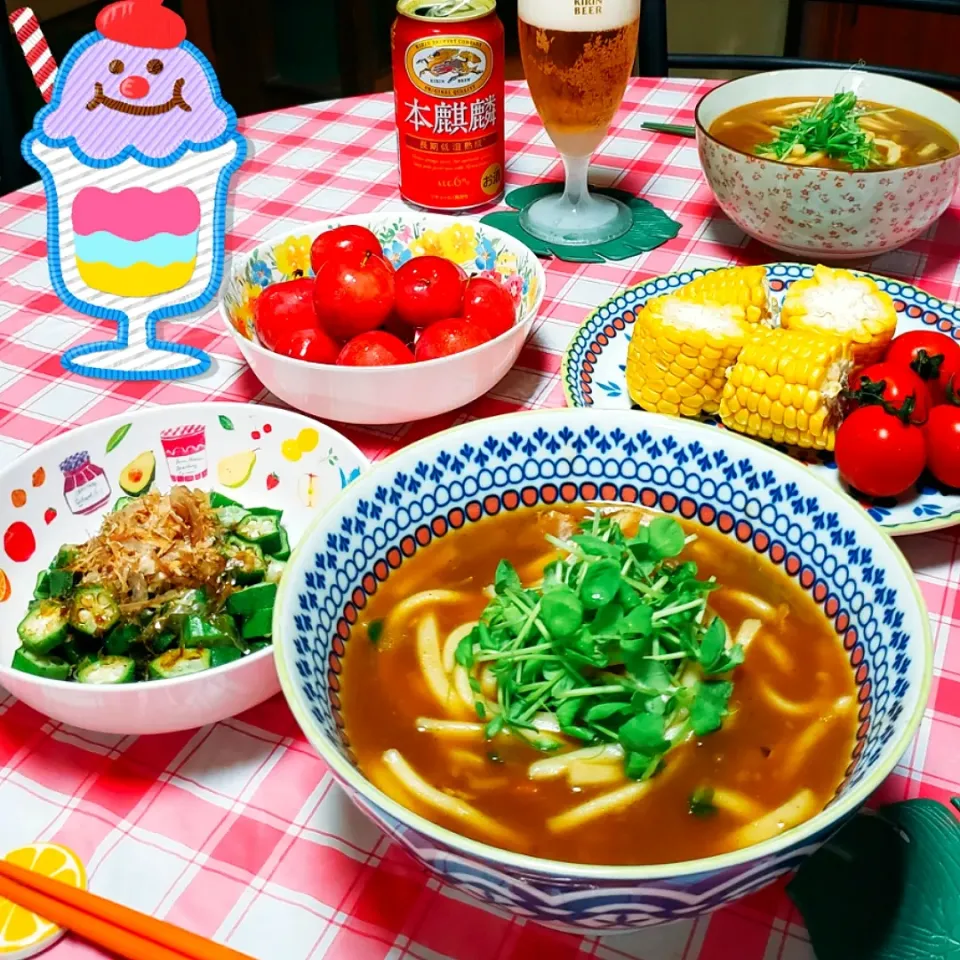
241 607 273 641
265 559 287 585
248 506 283 519
69 586 120 637
59 637 83 666
148 648 211 680
51 545 78 571
12 647 71 681
17 599 70 654
235 515 283 556
155 589 208 634
270 527 291 562
104 623 141 656
34 569 74 600
210 647 244 668
215 505 250 531
224 537 266 586
181 614 239 649
151 632 178 654
209 492 242 510
225 582 277 618
76 655 136 685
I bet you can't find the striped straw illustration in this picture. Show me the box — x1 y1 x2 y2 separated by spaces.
8 7 58 103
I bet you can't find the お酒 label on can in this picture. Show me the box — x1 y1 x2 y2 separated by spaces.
393 0 505 212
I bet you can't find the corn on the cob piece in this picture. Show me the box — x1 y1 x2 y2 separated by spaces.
719 328 852 452
780 266 897 368
626 296 749 418
674 266 772 324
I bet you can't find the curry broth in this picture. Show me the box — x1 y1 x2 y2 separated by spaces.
341 505 858 866
710 96 959 170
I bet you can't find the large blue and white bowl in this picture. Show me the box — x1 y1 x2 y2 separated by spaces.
274 410 932 933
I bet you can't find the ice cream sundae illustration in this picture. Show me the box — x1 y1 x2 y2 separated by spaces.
21 0 246 380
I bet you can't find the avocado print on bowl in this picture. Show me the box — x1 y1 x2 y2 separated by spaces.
0 403 368 735
119 452 156 497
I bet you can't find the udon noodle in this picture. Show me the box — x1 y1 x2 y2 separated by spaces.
341 505 858 866
710 93 959 171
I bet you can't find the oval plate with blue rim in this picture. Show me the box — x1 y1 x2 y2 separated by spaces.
561 262 960 536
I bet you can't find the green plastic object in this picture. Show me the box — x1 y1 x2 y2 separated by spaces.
480 184 682 264
788 798 960 960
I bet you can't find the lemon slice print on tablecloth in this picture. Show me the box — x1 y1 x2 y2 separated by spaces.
0 844 87 958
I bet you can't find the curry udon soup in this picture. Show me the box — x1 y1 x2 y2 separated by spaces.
342 505 858 866
710 92 960 172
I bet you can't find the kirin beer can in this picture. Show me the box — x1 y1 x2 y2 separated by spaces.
393 0 505 212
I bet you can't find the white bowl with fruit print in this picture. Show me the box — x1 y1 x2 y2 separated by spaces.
219 213 546 425
0 403 367 735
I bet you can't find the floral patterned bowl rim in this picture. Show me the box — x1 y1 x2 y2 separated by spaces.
561 262 960 537
273 408 933 882
217 213 546 368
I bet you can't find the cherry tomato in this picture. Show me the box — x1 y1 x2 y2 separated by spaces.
924 404 960 488
314 253 396 340
884 331 960 405
272 327 340 364
848 362 931 424
835 406 926 498
253 278 317 352
461 276 517 340
394 256 466 328
337 331 415 367
415 318 491 361
310 225 386 274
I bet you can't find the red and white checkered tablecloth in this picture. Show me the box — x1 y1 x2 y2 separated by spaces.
0 77 957 960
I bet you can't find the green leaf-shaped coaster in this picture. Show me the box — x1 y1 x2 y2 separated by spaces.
787 798 960 960
480 183 681 263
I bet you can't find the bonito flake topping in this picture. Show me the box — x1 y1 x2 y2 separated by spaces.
69 487 228 607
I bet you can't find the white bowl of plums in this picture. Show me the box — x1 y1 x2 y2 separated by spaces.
220 214 546 425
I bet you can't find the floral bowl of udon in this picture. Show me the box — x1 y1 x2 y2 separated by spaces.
274 408 932 932
697 68 960 259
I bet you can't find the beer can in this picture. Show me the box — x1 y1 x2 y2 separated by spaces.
392 0 505 212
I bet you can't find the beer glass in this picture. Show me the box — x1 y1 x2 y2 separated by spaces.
518 0 641 246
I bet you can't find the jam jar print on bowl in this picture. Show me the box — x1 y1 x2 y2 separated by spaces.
60 452 111 516
160 424 208 483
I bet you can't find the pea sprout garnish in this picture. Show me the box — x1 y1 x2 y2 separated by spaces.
756 91 891 170
455 511 744 781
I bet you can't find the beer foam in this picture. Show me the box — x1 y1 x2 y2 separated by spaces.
518 0 640 31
